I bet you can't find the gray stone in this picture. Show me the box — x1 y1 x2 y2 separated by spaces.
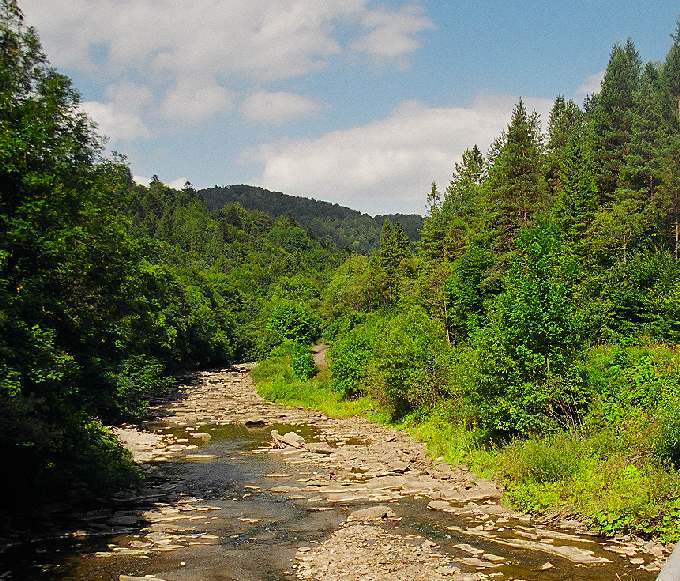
348 505 396 521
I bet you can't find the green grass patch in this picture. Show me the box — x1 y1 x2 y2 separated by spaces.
252 355 390 422
252 350 680 542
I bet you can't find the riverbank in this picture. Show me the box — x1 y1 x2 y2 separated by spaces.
1 366 670 580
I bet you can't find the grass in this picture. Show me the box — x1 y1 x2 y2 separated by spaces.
252 352 680 542
251 355 390 422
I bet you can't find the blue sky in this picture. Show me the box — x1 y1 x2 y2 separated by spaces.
22 1 680 214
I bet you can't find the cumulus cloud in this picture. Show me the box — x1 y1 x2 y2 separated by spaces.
21 1 432 131
81 101 149 141
251 96 553 214
105 82 154 113
576 70 605 98
160 80 234 124
133 175 152 187
241 91 323 124
351 4 434 58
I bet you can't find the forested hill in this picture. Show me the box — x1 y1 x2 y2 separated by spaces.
198 184 423 252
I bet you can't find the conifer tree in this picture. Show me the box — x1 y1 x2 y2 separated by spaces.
552 129 598 254
663 18 680 119
589 40 641 198
485 100 546 252
546 96 583 193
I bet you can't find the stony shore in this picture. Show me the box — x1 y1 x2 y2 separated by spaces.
107 365 670 580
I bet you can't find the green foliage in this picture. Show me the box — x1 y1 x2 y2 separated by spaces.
252 356 386 421
443 245 495 340
485 99 547 251
329 316 382 397
264 301 321 351
291 342 316 380
468 225 588 435
198 184 422 253
655 395 680 468
366 307 449 417
104 355 173 418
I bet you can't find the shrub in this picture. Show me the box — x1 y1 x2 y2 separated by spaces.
262 300 321 353
655 394 680 468
366 307 449 417
291 342 316 380
329 318 381 398
105 355 174 418
468 224 589 436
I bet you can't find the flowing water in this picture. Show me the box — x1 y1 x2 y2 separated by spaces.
0 370 666 580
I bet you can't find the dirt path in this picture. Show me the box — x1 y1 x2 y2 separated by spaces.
2 366 671 580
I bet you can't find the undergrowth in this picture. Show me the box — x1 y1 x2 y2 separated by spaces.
252 346 680 542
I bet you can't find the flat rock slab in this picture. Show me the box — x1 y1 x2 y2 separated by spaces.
348 505 397 521
103 366 671 580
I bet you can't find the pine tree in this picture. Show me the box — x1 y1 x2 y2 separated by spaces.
589 40 641 198
485 100 546 252
552 128 598 253
546 96 583 193
663 18 680 119
377 220 410 304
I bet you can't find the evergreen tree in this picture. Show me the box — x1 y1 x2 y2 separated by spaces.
663 18 680 119
552 128 598 253
485 100 546 252
589 40 641 198
546 96 583 193
377 220 410 304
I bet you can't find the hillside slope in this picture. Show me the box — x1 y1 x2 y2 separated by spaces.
198 185 422 253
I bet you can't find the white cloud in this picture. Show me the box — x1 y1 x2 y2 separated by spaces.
576 70 605 98
81 101 149 141
250 96 553 214
352 4 434 58
105 82 154 113
168 176 190 189
160 80 234 124
241 91 323 124
22 1 430 77
133 175 189 189
21 1 432 133
133 175 151 187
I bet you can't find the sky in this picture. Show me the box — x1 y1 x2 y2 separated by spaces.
21 1 680 215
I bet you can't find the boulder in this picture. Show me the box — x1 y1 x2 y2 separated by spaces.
271 430 305 449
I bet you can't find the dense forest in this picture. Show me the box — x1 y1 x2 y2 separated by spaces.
0 2 342 522
199 184 422 252
255 23 680 541
2 0 680 543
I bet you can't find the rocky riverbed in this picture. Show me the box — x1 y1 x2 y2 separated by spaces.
0 365 672 580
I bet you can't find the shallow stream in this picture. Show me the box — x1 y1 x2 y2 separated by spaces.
0 419 660 580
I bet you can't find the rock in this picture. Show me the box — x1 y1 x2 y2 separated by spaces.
305 442 333 455
540 561 554 570
348 505 396 521
189 432 211 442
245 419 266 427
427 500 455 513
120 576 167 581
271 430 306 449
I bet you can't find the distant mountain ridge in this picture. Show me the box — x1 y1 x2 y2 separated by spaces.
197 185 423 253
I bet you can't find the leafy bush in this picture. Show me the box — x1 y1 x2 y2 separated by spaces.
468 225 589 436
366 307 449 417
263 300 321 352
105 355 174 418
291 342 316 380
444 244 495 340
329 316 383 398
655 394 680 468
